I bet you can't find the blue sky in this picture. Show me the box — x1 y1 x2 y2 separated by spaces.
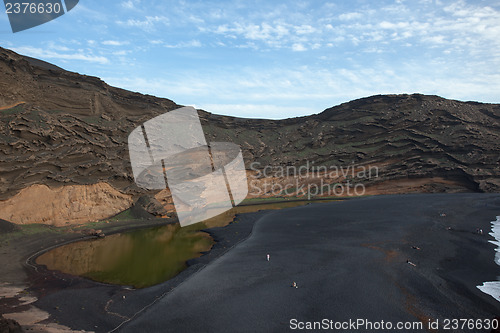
1 0 499 119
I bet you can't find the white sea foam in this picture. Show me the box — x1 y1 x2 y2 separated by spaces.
478 281 500 302
477 216 500 302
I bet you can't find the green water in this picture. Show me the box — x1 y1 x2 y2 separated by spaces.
37 223 213 288
37 199 337 288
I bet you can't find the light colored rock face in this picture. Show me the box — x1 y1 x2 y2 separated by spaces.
0 182 133 226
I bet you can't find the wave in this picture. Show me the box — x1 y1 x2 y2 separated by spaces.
477 216 500 302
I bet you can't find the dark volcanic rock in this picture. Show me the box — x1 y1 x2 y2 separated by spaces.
200 95 500 193
0 46 498 222
0 47 179 201
0 219 19 233
0 315 23 333
135 195 169 217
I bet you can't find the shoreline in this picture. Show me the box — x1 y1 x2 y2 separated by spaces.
2 196 342 287
0 198 286 331
0 216 181 332
22 196 346 281
26 209 270 332
121 193 500 332
2 193 500 332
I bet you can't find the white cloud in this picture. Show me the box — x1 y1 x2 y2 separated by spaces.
102 40 130 46
422 35 446 45
235 42 259 50
102 51 500 119
46 42 71 52
65 3 108 21
292 43 306 51
379 21 409 29
188 15 205 24
203 1 499 52
164 40 202 48
241 23 288 41
119 1 498 114
213 22 294 47
338 12 362 21
10 0 497 119
11 46 109 64
117 15 169 32
121 0 140 10
295 24 316 34
113 50 129 56
104 67 363 113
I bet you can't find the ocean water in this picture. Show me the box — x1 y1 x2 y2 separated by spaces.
477 216 500 302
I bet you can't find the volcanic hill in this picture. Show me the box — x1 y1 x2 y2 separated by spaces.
0 46 498 225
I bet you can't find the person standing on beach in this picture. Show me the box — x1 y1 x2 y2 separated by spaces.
266 254 270 261
406 259 416 267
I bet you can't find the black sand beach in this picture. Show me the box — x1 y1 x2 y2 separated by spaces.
120 193 500 332
10 194 500 332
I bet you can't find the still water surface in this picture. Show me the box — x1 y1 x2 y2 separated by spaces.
36 200 332 288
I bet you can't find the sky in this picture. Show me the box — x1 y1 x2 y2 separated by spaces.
0 0 499 119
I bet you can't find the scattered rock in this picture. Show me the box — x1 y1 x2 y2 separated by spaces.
0 314 24 333
135 196 168 217
82 229 105 238
0 219 19 234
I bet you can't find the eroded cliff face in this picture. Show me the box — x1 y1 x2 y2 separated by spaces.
0 47 177 225
0 46 499 226
0 183 132 226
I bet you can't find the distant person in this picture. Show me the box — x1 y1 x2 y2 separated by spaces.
406 259 416 267
267 254 270 261
292 281 298 288
412 246 421 250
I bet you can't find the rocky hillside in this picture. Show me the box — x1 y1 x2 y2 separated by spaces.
0 46 498 225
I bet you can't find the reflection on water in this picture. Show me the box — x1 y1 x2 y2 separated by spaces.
37 200 333 288
37 224 213 288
